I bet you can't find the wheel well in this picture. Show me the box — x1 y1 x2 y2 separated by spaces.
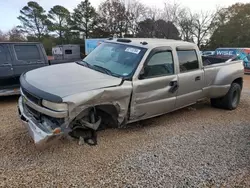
233 77 243 89
95 105 119 128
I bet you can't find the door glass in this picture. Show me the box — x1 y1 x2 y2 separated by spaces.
14 45 40 61
143 51 174 78
177 50 199 73
0 45 7 64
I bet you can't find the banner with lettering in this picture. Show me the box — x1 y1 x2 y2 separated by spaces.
214 48 250 68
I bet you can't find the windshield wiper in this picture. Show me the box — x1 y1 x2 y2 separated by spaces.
92 65 122 78
81 60 91 68
76 60 92 69
92 65 113 76
78 62 121 78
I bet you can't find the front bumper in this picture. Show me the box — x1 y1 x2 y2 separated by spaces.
0 88 20 96
18 97 63 147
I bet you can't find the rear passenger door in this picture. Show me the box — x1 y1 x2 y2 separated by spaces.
12 44 47 76
0 44 13 78
175 48 204 109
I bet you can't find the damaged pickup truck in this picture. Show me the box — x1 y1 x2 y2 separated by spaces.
18 38 244 147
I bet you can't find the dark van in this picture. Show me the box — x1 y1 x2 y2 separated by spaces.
0 42 49 96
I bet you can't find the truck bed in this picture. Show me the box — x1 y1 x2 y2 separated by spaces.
202 56 234 66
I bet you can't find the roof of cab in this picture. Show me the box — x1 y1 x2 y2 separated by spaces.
106 38 196 49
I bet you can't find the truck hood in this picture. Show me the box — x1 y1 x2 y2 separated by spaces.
22 63 123 101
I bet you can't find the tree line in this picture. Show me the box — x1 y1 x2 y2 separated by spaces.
0 0 250 54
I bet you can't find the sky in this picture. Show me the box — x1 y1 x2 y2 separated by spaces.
0 0 249 32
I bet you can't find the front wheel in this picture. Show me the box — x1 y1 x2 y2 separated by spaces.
210 83 242 110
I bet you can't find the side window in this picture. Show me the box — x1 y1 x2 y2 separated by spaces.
143 51 174 78
0 45 7 64
14 45 40 61
65 49 72 54
177 50 199 73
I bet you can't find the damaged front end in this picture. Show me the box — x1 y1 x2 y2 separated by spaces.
18 80 132 148
18 96 66 147
18 95 103 147
69 108 102 145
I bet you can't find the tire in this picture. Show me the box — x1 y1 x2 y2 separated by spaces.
210 83 241 110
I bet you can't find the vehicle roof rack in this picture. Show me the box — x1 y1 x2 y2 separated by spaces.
117 38 132 43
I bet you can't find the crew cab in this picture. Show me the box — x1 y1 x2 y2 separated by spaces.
18 38 244 146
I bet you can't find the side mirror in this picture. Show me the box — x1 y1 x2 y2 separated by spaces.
139 67 146 79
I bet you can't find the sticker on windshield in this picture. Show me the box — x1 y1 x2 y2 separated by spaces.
125 47 141 54
123 73 129 76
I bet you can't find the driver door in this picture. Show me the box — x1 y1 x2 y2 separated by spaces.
130 47 178 121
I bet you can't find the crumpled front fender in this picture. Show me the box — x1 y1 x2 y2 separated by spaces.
63 81 133 126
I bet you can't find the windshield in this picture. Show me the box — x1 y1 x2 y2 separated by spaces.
81 42 147 78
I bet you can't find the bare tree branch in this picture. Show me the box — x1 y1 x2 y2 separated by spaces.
191 10 218 47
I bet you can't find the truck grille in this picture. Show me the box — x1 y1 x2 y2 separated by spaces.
22 88 41 105
26 104 41 119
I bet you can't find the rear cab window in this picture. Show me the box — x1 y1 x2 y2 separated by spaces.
177 50 199 73
14 45 41 61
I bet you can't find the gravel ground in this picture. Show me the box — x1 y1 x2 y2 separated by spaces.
0 76 250 187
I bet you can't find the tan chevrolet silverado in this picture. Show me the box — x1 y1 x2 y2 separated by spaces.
18 38 244 146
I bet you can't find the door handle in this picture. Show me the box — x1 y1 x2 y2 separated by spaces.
169 81 179 93
195 76 201 81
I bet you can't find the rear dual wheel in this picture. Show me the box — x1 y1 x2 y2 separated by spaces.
211 83 241 110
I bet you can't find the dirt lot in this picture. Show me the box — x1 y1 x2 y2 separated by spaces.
1 76 250 187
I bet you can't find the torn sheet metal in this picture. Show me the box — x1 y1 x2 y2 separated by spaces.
18 97 64 148
63 81 133 126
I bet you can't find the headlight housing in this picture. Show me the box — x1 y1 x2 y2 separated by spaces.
42 100 68 112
